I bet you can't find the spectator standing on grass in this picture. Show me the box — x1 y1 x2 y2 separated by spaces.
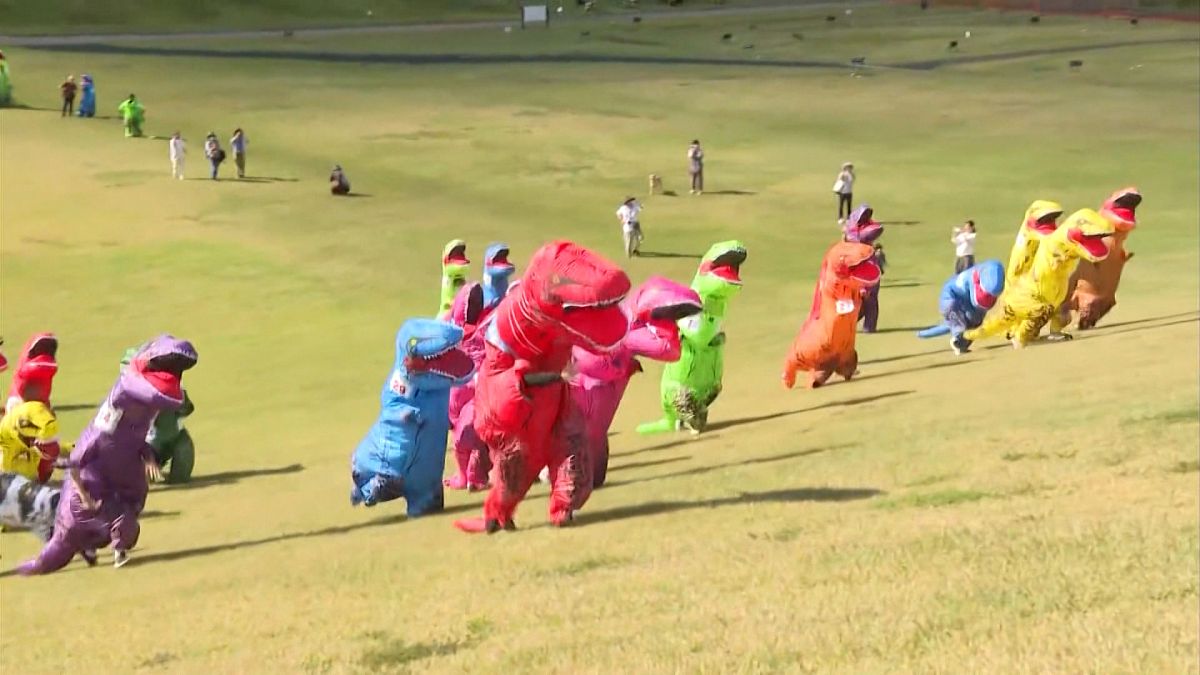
687 139 704 195
169 131 185 180
204 132 225 180
617 196 643 258
230 128 248 179
833 162 855 222
59 75 76 117
952 220 977 273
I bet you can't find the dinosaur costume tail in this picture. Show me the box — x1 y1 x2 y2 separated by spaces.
917 325 951 338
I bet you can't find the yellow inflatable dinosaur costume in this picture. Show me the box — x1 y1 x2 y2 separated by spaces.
965 208 1114 348
0 401 61 481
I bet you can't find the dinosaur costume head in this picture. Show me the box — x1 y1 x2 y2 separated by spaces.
694 241 747 302
1100 187 1141 232
1023 200 1064 238
500 241 632 354
10 333 59 404
442 239 471 282
482 242 516 307
969 259 1005 310
1056 208 1115 263
842 205 883 245
623 276 703 363
394 319 475 391
128 336 198 400
821 241 881 292
7 401 59 450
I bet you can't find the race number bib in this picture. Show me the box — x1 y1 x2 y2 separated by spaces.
835 299 857 315
94 400 124 434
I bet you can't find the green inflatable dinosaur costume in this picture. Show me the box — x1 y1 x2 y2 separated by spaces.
121 345 195 483
638 240 746 435
438 239 471 320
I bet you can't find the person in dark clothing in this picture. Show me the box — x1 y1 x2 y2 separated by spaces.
60 75 77 117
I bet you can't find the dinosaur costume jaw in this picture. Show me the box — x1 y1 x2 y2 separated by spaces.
1062 208 1116 262
1024 200 1064 237
134 336 198 400
484 244 516 278
843 205 883 245
695 242 748 302
822 242 880 291
24 334 57 361
399 319 474 387
626 276 703 361
1101 187 1141 232
442 240 470 268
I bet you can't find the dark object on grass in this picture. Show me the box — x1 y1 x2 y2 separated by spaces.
792 32 804 40
1030 15 1040 22
748 24 756 30
850 56 866 66
742 44 755 50
1130 17 1139 25
722 33 733 40
580 30 590 36
920 0 929 8
1069 59 1083 69
948 40 958 50
632 15 642 23
282 29 294 37
826 15 836 22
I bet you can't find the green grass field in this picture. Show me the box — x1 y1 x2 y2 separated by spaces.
1 5 1198 673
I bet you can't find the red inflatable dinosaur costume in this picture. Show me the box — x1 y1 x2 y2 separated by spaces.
783 242 881 389
455 241 631 534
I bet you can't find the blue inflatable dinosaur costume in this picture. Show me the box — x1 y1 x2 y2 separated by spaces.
916 259 1005 355
76 74 96 118
350 318 475 516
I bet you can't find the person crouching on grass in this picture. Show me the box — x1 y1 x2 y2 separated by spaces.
617 196 643 258
330 165 351 195
951 220 977 274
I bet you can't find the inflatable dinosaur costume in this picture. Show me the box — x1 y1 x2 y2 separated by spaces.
19 336 197 574
0 51 12 107
841 205 885 333
117 94 145 138
445 243 516 492
783 242 881 388
1058 187 1142 329
964 209 1114 348
77 74 96 118
454 241 630 533
438 240 471 320
638 241 746 435
916 260 1006 355
4 333 62 479
121 345 195 484
1006 200 1064 288
350 319 474 515
571 276 701 487
0 401 60 482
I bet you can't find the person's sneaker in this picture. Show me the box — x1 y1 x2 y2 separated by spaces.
951 335 972 355
113 549 130 568
81 549 99 567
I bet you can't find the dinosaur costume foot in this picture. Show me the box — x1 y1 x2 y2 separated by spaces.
453 517 516 534
1045 332 1073 342
951 335 972 355
443 474 470 490
637 419 676 435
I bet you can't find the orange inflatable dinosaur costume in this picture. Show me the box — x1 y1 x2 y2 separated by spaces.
782 242 881 389
1058 187 1142 329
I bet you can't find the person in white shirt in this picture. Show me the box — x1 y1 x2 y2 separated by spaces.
169 131 185 180
832 162 855 222
616 196 643 258
952 220 977 273
687 139 704 194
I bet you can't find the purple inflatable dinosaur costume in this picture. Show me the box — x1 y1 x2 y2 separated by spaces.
18 336 197 574
569 276 701 487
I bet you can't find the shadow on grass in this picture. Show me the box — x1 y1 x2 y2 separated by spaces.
359 619 491 671
706 389 914 432
860 348 945 365
609 433 719 459
864 325 933 334
141 510 181 520
637 250 703 259
601 444 852 491
879 281 926 289
705 189 756 196
607 455 690 473
153 463 304 491
579 486 883 526
339 192 373 198
1084 310 1198 330
877 220 922 226
238 176 299 182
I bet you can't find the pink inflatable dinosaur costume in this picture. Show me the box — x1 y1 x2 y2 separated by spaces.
570 276 701 487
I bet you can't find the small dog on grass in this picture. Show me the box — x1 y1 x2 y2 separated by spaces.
648 174 663 195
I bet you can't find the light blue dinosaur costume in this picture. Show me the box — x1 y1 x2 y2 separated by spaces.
916 259 1005 355
350 318 475 516
76 74 95 117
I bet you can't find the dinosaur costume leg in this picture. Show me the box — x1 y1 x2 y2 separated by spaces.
163 430 195 484
402 446 445 517
637 379 682 434
483 437 538 528
545 400 592 521
859 287 879 332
